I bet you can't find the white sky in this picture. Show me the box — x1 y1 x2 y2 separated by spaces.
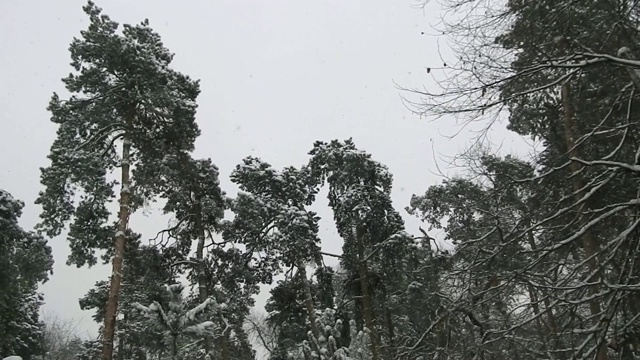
0 0 530 353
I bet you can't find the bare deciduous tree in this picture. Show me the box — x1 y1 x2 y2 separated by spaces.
244 311 277 359
41 313 84 360
402 1 640 359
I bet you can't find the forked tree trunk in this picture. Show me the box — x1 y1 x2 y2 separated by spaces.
216 312 231 360
102 125 132 360
561 82 608 360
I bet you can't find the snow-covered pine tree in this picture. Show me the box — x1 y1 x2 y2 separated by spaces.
152 153 257 360
74 339 102 360
35 2 201 359
265 276 315 358
226 157 324 347
262 268 340 359
132 284 228 360
79 243 176 360
307 139 411 360
283 308 373 360
0 190 54 360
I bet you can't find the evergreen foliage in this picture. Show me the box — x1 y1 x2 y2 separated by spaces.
0 190 54 360
12 1 640 360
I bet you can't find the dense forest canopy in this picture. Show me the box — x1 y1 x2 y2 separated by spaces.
2 0 640 360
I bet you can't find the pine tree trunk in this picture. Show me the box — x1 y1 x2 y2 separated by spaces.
354 224 380 360
217 336 230 360
193 202 230 360
194 202 214 358
195 199 231 360
172 334 178 360
379 286 395 359
116 311 128 360
435 312 450 359
561 82 608 360
216 313 232 360
384 308 395 359
102 114 133 360
297 260 321 340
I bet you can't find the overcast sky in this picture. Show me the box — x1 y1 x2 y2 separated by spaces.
0 0 529 351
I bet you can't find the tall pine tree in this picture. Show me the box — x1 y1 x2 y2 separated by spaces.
154 153 257 359
35 3 200 359
226 157 324 350
308 139 410 360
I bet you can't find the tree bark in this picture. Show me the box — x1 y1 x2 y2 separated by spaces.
194 201 213 358
355 224 380 360
216 337 230 360
102 111 133 360
194 201 230 360
116 312 126 360
171 334 178 360
384 307 395 359
297 260 321 341
561 82 608 360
